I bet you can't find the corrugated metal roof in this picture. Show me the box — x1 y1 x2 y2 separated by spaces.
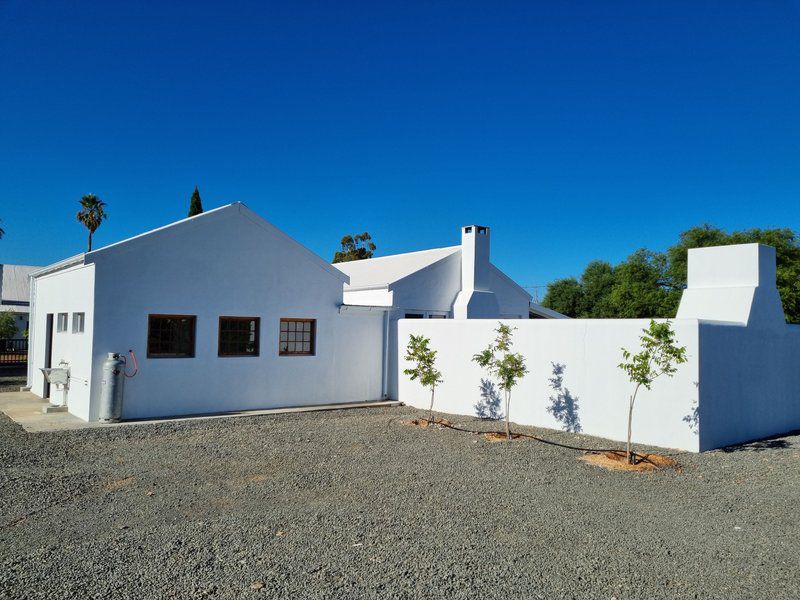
333 246 460 290
0 264 40 305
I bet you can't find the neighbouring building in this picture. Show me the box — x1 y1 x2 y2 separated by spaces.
1 264 40 337
27 203 544 421
335 224 560 397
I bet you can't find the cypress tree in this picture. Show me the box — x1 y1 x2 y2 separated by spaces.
188 186 204 217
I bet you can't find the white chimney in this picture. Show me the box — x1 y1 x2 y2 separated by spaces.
453 225 500 319
676 243 785 329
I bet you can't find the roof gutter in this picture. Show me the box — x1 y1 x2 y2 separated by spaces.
29 254 85 278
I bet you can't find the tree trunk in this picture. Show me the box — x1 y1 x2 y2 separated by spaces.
505 391 512 440
627 384 640 464
428 387 435 426
87 230 93 252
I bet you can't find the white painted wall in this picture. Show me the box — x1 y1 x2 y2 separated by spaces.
83 205 384 421
677 243 785 331
28 264 96 420
489 266 532 319
398 318 702 451
698 322 800 450
28 205 385 422
399 244 800 452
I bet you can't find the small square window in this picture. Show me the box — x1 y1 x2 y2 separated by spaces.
218 317 260 357
56 313 68 332
279 318 315 356
147 315 196 358
72 312 85 333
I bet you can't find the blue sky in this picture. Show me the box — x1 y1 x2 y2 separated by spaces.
1 1 798 294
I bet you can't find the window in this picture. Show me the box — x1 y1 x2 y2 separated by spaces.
404 313 424 319
428 314 447 319
218 317 260 357
72 312 85 333
147 315 196 358
56 313 68 332
279 318 315 356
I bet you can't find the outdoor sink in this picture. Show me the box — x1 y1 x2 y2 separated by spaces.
41 367 70 386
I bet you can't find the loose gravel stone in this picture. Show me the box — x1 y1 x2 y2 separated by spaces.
1 405 798 599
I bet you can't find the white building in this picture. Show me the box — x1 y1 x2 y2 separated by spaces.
335 224 544 397
1 264 40 337
27 204 538 421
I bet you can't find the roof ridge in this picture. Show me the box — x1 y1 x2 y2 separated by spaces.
333 245 459 266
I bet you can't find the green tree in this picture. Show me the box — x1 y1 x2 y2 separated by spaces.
332 232 376 263
578 260 616 317
473 323 528 440
541 277 583 317
0 313 17 339
543 224 800 323
76 194 108 252
618 320 687 464
403 334 444 426
665 225 800 323
607 250 674 318
188 186 204 217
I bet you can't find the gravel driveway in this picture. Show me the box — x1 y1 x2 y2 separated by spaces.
1 404 797 599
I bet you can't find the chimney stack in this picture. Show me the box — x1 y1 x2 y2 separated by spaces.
453 225 500 319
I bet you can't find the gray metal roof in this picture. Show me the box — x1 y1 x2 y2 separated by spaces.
0 264 40 306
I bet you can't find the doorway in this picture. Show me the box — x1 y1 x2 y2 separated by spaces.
44 313 54 399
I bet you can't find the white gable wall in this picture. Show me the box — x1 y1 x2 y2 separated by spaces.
489 265 532 319
28 263 96 420
73 204 382 421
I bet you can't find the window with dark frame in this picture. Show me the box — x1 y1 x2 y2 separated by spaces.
147 315 196 358
218 317 260 357
279 318 315 356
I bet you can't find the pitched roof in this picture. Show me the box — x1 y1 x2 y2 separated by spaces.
33 203 347 284
334 246 460 290
0 264 40 305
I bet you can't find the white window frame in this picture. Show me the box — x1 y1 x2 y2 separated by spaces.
56 313 68 333
72 312 85 334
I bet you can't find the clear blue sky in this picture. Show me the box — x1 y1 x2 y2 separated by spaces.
1 1 798 294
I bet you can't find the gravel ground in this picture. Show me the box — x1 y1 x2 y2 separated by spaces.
1 404 798 599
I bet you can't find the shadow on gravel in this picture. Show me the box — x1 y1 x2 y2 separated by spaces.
719 434 797 453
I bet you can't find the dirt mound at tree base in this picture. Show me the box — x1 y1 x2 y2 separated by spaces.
580 450 680 472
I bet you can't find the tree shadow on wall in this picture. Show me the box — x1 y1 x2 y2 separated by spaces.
546 363 582 433
683 395 699 436
474 378 503 420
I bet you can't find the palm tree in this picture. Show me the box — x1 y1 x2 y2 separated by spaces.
76 194 108 252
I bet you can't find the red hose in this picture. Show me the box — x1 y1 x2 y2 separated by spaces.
122 349 138 378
